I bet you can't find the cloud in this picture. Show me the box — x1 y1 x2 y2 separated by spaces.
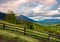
27 0 57 6
40 17 60 20
0 0 60 19
17 0 59 17
39 0 57 5
45 10 60 16
29 16 60 21
0 0 28 12
20 4 60 16
30 5 44 13
28 16 45 21
57 7 60 11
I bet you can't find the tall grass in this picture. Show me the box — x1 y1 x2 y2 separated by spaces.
0 29 39 42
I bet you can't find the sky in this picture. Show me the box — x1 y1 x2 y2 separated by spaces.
0 0 60 21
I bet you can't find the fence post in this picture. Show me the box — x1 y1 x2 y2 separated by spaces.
3 23 5 30
24 26 26 35
57 32 60 39
47 32 52 42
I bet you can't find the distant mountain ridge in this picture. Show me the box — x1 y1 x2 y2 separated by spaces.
17 15 35 23
0 12 6 20
37 19 60 25
17 15 60 25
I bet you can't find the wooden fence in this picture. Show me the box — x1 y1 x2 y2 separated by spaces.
0 21 60 42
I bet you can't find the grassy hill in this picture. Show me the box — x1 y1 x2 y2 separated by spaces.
0 20 60 42
0 20 39 42
0 29 39 42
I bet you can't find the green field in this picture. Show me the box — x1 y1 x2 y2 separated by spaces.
0 29 40 42
0 20 60 42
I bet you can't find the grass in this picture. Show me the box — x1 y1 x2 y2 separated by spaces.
1 27 60 42
0 20 60 42
0 29 39 42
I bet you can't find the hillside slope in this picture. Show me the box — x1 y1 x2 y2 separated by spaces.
0 29 39 42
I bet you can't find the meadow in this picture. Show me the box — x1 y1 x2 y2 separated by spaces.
0 20 60 42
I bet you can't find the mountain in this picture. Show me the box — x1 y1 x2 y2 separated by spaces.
17 15 35 23
17 15 60 25
0 12 7 20
37 19 60 25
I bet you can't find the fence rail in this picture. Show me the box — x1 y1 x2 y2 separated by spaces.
0 21 60 42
